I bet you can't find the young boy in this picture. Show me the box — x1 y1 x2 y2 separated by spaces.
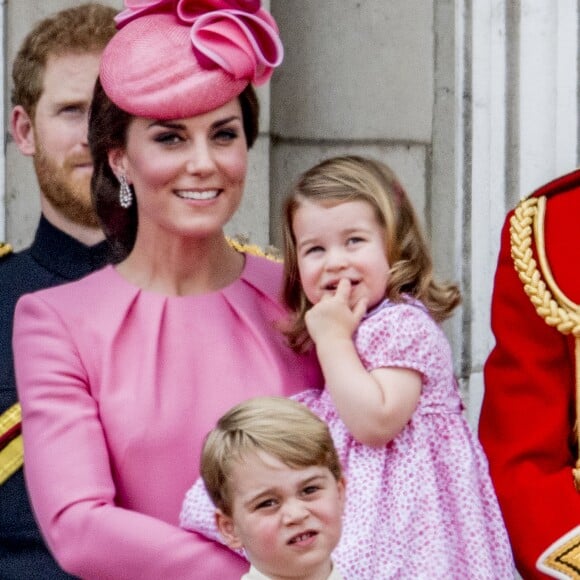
185 396 345 580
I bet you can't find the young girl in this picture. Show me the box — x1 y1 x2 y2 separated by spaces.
181 155 514 578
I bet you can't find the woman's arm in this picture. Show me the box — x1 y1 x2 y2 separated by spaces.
13 293 247 580
306 280 421 447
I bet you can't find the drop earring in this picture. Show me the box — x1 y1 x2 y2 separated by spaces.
119 174 133 209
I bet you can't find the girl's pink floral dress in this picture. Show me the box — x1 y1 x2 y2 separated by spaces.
181 298 515 579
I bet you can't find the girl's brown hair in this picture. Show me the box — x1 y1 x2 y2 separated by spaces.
282 155 461 351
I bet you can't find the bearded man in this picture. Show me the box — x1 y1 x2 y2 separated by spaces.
0 4 117 578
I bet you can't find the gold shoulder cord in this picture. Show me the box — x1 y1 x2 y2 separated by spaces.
510 196 580 491
226 236 282 262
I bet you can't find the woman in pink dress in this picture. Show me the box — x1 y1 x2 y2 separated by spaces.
12 2 322 579
181 155 514 578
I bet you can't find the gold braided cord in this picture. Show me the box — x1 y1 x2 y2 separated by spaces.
510 196 580 490
226 236 282 262
509 197 580 336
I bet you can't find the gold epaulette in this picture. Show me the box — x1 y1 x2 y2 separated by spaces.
510 196 580 490
226 235 282 262
537 526 580 578
0 403 23 485
0 242 13 259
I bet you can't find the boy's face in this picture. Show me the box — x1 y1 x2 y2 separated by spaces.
216 450 345 580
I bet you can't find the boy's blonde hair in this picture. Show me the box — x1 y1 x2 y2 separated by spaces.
282 155 461 351
200 396 342 516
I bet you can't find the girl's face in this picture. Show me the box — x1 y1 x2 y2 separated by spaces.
293 199 390 310
109 98 247 242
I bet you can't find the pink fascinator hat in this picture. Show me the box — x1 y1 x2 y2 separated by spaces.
100 0 283 119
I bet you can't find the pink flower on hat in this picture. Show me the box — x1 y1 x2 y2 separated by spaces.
189 9 282 85
114 0 281 86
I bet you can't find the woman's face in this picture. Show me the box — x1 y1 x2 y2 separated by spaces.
110 97 248 241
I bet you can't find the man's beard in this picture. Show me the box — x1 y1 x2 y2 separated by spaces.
33 148 101 229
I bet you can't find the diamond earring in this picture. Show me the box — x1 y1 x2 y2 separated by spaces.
119 174 133 209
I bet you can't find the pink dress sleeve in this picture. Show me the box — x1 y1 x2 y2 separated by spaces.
356 302 439 377
13 294 248 580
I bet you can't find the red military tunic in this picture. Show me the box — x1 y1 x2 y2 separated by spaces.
480 169 580 579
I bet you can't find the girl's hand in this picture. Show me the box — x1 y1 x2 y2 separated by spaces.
305 278 368 345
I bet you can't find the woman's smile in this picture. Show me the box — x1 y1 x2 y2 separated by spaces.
174 189 220 201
